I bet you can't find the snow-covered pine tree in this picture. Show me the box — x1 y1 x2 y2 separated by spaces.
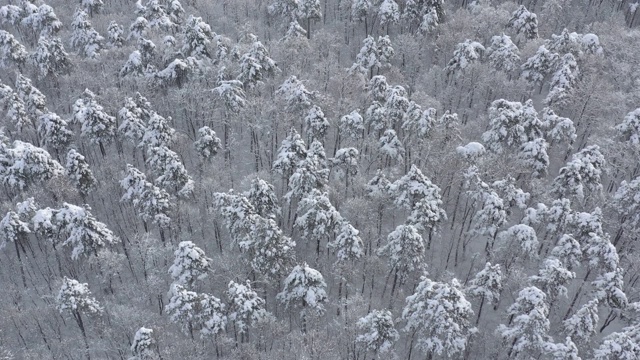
146 145 194 197
0 207 31 287
0 84 31 132
181 15 214 58
467 262 503 324
166 284 227 338
106 21 124 48
445 39 485 78
615 108 640 146
81 0 103 17
593 324 640 359
212 190 257 247
591 267 628 310
563 299 599 344
482 99 543 153
194 126 221 160
213 79 247 114
238 37 279 88
275 75 315 113
356 309 399 354
384 85 410 126
29 36 72 78
246 178 281 220
55 203 118 259
304 105 329 142
544 337 581 360
121 164 172 231
65 149 97 197
286 152 329 200
21 4 63 36
140 112 175 149
498 286 551 358
15 74 47 120
550 234 582 271
277 263 327 332
168 241 212 287
403 0 444 34
56 277 102 357
486 34 520 74
69 8 104 58
542 107 577 148
546 53 580 106
72 89 116 156
295 189 343 256
350 35 379 78
378 0 400 28
280 20 307 44
329 221 364 263
339 110 365 139
299 0 321 38
0 140 64 190
507 5 539 41
402 103 437 140
130 327 157 360
552 145 605 203
498 224 539 260
0 30 27 68
402 276 476 358
118 93 151 145
227 280 268 337
378 129 405 164
377 35 394 68
529 257 575 301
246 214 296 279
521 45 559 88
331 147 359 179
518 137 550 177
377 224 425 288
351 0 372 31
391 164 441 210
127 17 149 41
143 0 176 31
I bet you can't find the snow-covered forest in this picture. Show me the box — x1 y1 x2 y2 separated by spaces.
1 0 640 359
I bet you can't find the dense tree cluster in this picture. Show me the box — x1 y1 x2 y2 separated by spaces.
0 0 639 359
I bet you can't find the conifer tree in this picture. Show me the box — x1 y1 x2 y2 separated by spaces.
487 34 520 73
552 145 605 203
498 286 551 358
403 276 476 358
377 224 425 286
356 309 399 354
29 36 72 78
130 327 157 360
467 262 503 324
507 5 539 41
194 126 221 160
227 280 268 337
521 45 559 87
168 241 212 287
0 30 27 68
246 178 281 220
56 277 102 358
181 15 214 58
65 149 97 197
563 299 599 344
72 89 116 156
106 21 124 48
0 140 64 190
69 8 104 58
277 263 327 333
445 39 485 78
